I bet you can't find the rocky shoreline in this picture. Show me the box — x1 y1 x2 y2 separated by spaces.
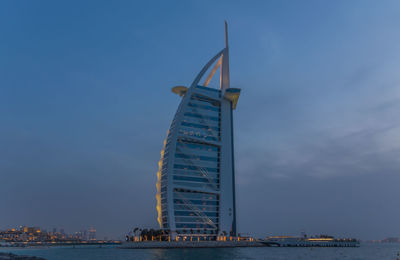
0 252 45 260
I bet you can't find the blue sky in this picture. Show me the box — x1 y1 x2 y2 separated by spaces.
1 0 400 240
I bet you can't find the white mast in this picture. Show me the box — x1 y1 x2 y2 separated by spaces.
221 21 230 91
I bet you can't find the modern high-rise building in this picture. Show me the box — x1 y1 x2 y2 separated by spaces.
88 228 96 240
156 22 241 239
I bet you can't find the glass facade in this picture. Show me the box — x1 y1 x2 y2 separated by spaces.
157 86 225 235
173 88 221 233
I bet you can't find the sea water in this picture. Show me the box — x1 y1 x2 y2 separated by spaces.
1 243 400 259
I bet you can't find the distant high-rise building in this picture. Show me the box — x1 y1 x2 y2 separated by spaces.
59 228 65 238
88 228 96 240
156 22 241 238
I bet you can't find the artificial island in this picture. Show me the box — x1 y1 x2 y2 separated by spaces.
121 22 359 249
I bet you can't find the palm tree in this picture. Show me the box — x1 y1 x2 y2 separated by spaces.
196 229 200 240
141 229 148 240
133 228 139 239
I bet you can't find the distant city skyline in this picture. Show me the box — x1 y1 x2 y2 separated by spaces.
0 225 98 243
1 0 400 240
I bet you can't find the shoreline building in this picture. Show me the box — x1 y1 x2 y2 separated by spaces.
156 22 241 239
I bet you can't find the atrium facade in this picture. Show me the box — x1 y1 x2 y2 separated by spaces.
156 23 241 239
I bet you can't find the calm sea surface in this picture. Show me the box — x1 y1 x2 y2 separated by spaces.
1 243 400 259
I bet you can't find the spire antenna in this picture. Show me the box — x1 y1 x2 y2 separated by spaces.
225 21 228 48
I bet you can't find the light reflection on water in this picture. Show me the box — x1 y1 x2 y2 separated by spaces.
1 243 400 260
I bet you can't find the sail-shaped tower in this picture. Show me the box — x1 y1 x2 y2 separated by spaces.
156 22 241 239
